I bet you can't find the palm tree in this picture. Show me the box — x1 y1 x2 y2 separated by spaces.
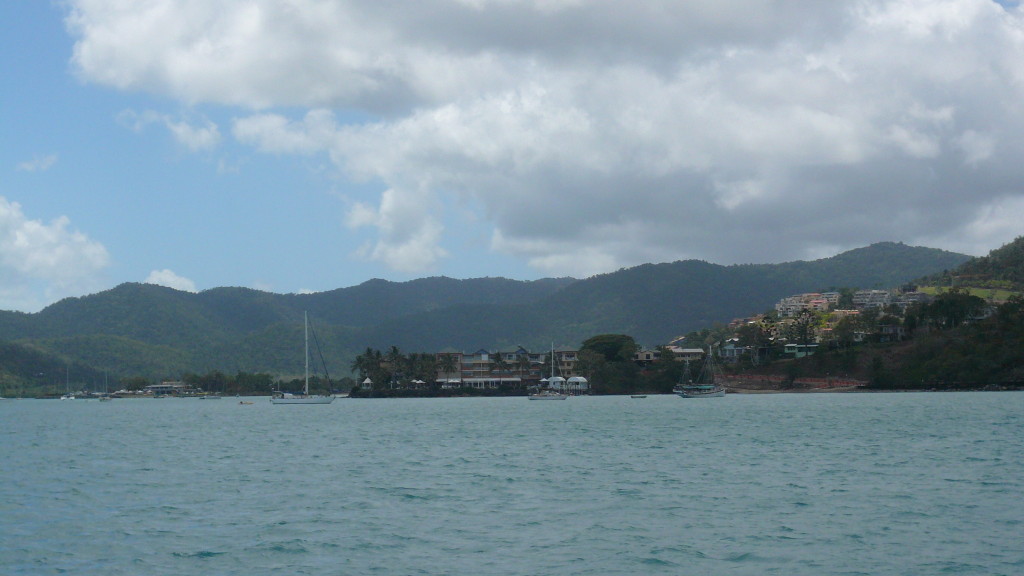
515 353 532 389
438 353 459 384
408 353 437 388
489 351 510 384
385 345 404 388
350 347 372 379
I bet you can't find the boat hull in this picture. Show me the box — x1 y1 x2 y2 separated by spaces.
528 393 568 400
271 395 334 404
675 387 725 398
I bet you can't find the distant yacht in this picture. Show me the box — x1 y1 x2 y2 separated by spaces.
271 312 335 405
674 347 726 398
529 345 568 400
60 367 75 400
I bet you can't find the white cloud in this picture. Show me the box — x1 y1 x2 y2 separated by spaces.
0 197 110 311
233 110 337 154
144 269 198 292
346 187 449 272
16 154 58 172
117 109 221 151
165 118 221 151
67 0 1024 276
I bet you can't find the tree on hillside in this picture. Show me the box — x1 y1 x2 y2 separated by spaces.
580 334 637 363
643 345 683 391
786 310 817 346
831 316 859 349
836 288 856 309
736 321 772 350
918 287 988 330
578 334 641 394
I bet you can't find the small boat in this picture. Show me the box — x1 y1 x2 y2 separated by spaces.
674 346 726 398
271 312 335 405
528 389 568 400
239 400 254 405
631 395 647 399
674 384 725 398
60 367 75 399
98 374 112 401
528 344 569 400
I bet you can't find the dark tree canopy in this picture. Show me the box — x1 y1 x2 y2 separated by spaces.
581 334 637 363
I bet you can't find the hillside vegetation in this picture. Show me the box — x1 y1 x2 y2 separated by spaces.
737 236 1024 389
922 235 1024 290
0 242 970 391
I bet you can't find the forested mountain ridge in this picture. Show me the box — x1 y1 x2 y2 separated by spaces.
920 235 1024 289
0 242 971 385
530 242 972 346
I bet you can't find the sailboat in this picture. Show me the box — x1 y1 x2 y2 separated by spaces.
674 346 726 398
60 367 75 400
99 373 113 401
271 312 335 405
529 345 568 400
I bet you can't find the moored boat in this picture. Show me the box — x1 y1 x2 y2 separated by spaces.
674 346 726 398
674 384 725 398
528 389 568 400
271 312 335 405
528 345 570 400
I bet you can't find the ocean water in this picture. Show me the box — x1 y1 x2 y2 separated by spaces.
1 392 1021 576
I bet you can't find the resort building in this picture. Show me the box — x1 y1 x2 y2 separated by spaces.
143 381 195 395
435 347 580 390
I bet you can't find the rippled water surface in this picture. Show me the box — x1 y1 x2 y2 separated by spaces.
2 392 1022 575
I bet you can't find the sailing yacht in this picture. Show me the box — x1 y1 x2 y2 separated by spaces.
60 367 75 400
674 346 726 398
272 312 335 405
529 346 568 400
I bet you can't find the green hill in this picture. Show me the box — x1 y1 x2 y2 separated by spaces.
922 235 1024 290
0 242 971 387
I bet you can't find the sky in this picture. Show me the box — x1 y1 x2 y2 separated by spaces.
3 0 1024 312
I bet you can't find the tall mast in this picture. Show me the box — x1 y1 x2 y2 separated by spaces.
304 311 309 395
550 343 555 379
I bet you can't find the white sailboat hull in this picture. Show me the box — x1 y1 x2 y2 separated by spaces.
271 394 334 404
528 391 568 400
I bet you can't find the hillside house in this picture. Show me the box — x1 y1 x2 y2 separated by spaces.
853 289 891 309
666 346 705 362
719 339 749 363
783 343 818 358
775 292 839 317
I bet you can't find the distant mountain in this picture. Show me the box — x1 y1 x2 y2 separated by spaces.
502 241 970 346
0 242 971 383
